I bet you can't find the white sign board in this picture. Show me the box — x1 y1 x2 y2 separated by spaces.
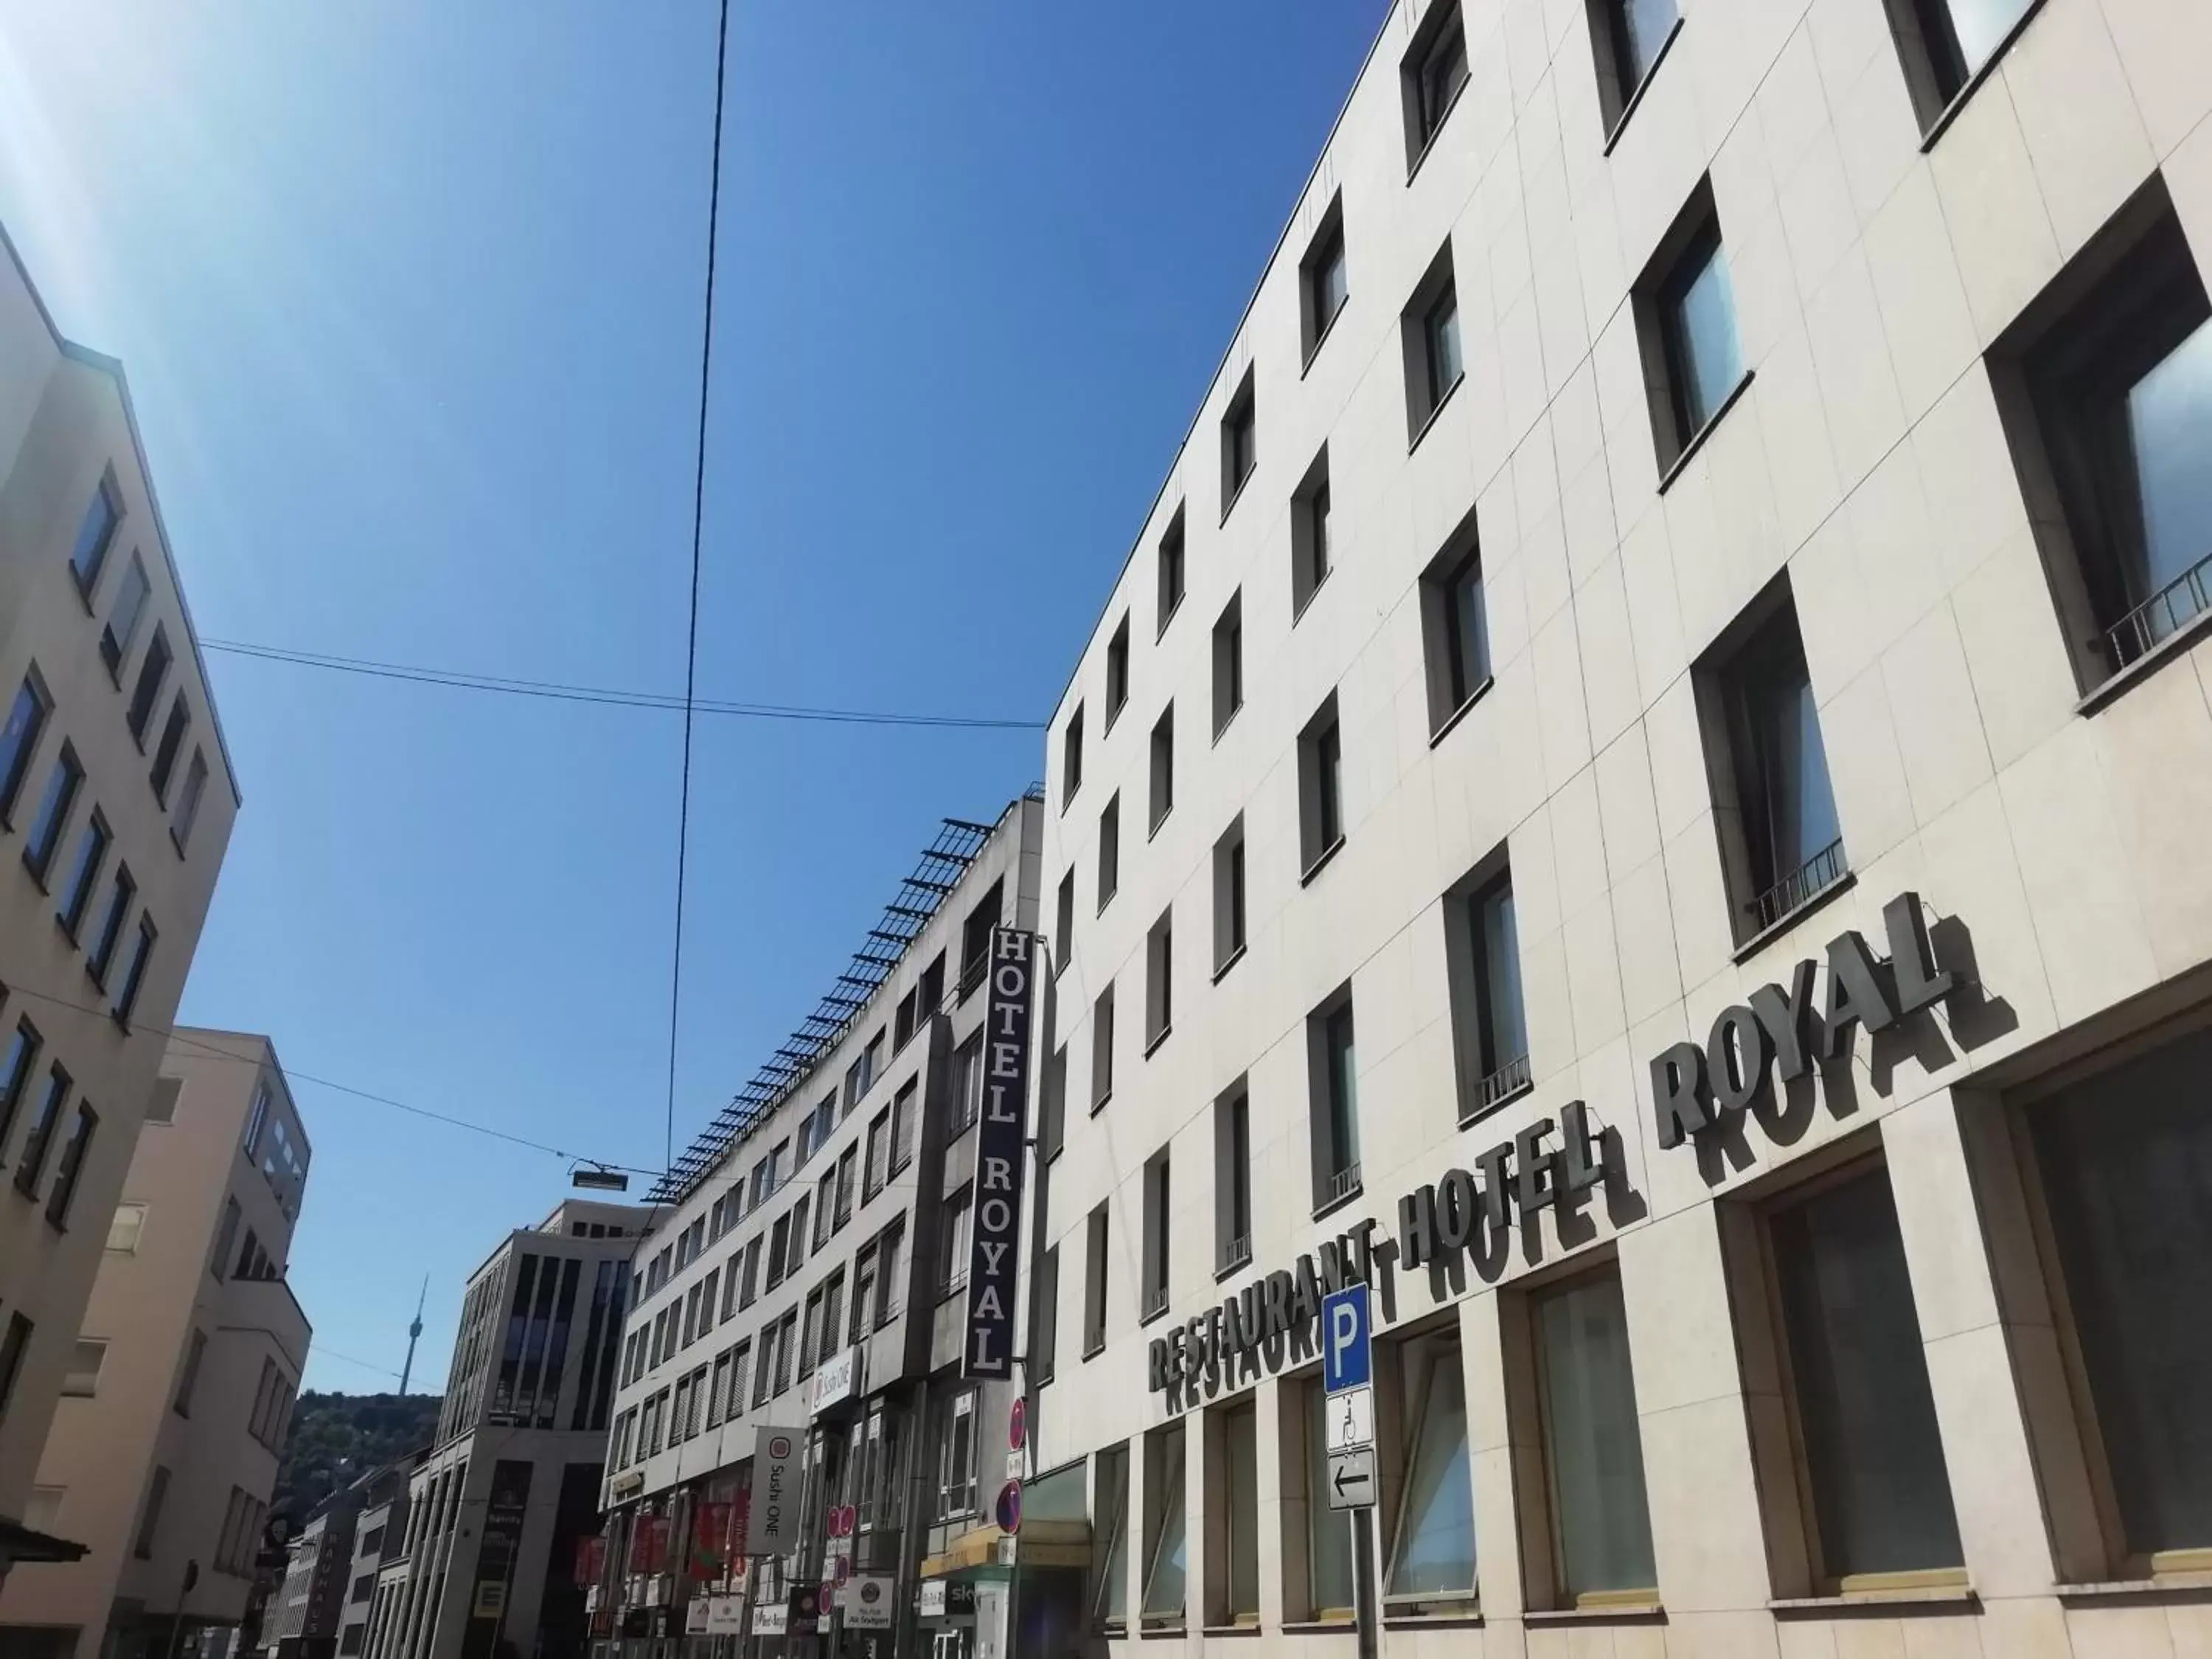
752 1427 801 1554
684 1599 710 1635
1323 1385 1374 1453
1326 1447 1377 1510
706 1596 747 1635
841 1575 895 1630
813 1346 861 1415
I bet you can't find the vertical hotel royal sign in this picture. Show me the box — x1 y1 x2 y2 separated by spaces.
963 926 1035 1378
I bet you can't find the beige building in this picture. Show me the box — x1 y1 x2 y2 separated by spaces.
366 1199 639 1659
0 1030 312 1659
0 220 243 1578
1031 0 2212 1656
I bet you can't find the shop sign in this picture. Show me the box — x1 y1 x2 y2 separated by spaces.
841 1576 894 1630
1145 891 1969 1402
964 927 1035 1380
705 1596 746 1635
684 1599 709 1635
787 1585 824 1637
751 1428 799 1554
916 1579 978 1621
813 1346 862 1415
753 1604 787 1636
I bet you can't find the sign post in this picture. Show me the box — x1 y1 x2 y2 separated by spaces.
1320 1285 1379 1659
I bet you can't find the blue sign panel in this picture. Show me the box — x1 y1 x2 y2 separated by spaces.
1321 1284 1371 1395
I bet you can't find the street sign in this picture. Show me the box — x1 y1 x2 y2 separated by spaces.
1321 1285 1371 1394
1009 1397 1026 1449
995 1480 1022 1534
842 1576 894 1630
1323 1385 1374 1453
1326 1447 1377 1511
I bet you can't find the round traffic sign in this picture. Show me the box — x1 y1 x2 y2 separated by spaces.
995 1480 1022 1534
1009 1399 1026 1450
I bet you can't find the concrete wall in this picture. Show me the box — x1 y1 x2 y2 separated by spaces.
1033 0 2212 1655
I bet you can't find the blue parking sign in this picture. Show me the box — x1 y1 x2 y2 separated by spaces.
1321 1285 1371 1394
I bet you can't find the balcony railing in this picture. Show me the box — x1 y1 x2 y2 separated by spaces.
1478 1053 1531 1111
1141 1284 1169 1321
2105 550 2212 670
1321 1162 1362 1210
1220 1234 1252 1274
1747 837 1848 936
956 953 989 1004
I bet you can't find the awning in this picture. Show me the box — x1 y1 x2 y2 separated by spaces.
918 1519 1092 1579
0 1517 88 1565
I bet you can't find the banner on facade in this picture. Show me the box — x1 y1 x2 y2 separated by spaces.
689 1501 732 1580
963 926 1035 1380
630 1515 669 1576
751 1428 799 1554
684 1599 710 1635
574 1534 606 1587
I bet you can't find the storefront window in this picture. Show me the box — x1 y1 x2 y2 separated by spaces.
1140 1425 1187 1623
1093 1444 1130 1629
1770 1164 1962 1582
1223 1402 1259 1620
1385 1334 1475 1599
2033 1026 2212 1561
1536 1269 1656 1602
1305 1384 1356 1614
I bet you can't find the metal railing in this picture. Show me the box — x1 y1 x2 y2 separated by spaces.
1141 1285 1169 1321
1479 1052 1531 1110
1220 1234 1252 1274
1324 1162 1362 1206
1748 837 1848 935
2105 551 2212 669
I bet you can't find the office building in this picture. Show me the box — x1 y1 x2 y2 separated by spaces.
335 1461 417 1659
1032 0 2212 1655
254 1453 418 1659
0 220 242 1581
588 792 1048 1658
0 1031 310 1659
364 1199 640 1659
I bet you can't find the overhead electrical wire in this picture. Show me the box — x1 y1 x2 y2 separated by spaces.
666 0 732 1179
196 639 1042 731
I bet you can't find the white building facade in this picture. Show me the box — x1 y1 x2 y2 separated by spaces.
1029 0 2212 1656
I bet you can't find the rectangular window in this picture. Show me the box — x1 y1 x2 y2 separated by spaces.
1211 591 1243 738
1105 616 1131 728
1035 1245 1059 1385
1292 448 1332 617
61 1338 105 1397
127 627 171 746
1041 1043 1068 1161
1421 507 1492 732
1999 187 2212 688
1054 871 1075 976
1141 1423 1188 1624
1385 1329 1476 1601
1402 242 1464 442
70 477 122 594
1144 910 1172 1054
1309 995 1360 1211
1220 369 1258 518
100 556 153 681
1304 1382 1357 1615
134 1467 171 1559
1148 705 1174 832
2023 1020 2212 1568
939 1386 979 1517
1084 1202 1110 1357
1587 0 1681 135
87 863 135 987
0 1312 31 1419
58 810 111 940
114 915 158 1025
22 742 83 884
767 1215 791 1290
1638 181 1745 475
1141 1150 1170 1322
787 1194 811 1277
1298 693 1345 876
1094 1444 1131 1628
1157 509 1186 634
0 673 53 827
1091 982 1115 1110
1762 1162 1964 1587
1886 0 2035 130
835 1144 857 1226
1062 703 1085 807
150 695 190 804
0 1019 38 1159
46 1105 97 1227
1449 862 1531 1122
1098 792 1120 911
1212 816 1246 975
951 1035 983 1134
890 1079 917 1173
1402 0 1468 161
1217 1402 1259 1622
15 1061 72 1197
175 1329 207 1416
1300 198 1349 362
940 1186 973 1296
1533 1269 1658 1604
1214 1085 1253 1273
865 1110 888 1200
1697 577 1846 942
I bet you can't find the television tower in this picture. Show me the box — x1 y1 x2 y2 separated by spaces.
398 1276 427 1396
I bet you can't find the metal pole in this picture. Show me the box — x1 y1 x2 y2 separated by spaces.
1350 1506 1379 1659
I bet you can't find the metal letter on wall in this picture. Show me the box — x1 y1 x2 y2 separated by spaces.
964 926 1036 1379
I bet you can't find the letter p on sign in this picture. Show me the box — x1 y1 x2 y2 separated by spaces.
1321 1285 1371 1394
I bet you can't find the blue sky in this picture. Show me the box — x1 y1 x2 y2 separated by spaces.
0 0 1387 1393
